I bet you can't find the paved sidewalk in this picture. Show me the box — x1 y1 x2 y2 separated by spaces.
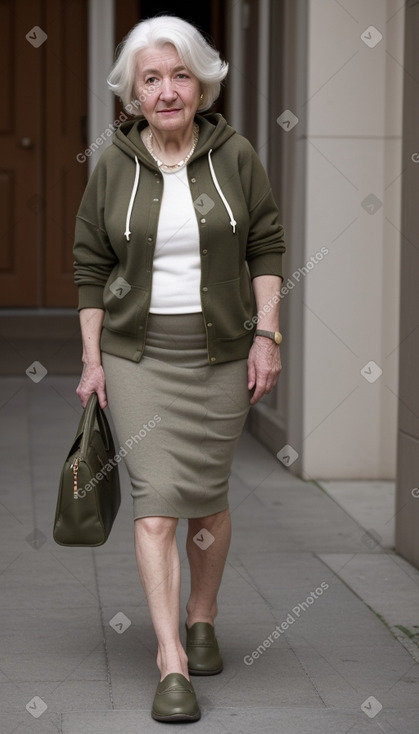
1 375 419 733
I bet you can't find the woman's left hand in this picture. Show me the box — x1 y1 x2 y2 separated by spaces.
247 337 282 405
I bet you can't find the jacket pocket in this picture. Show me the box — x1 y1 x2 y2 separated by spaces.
102 280 145 335
210 276 254 340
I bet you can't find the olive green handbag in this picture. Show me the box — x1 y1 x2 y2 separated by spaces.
53 393 121 546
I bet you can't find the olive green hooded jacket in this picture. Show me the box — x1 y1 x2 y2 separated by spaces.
73 113 285 364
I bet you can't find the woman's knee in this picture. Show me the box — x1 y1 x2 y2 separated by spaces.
135 515 178 539
188 508 230 533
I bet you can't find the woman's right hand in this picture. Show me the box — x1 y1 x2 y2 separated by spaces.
76 363 108 409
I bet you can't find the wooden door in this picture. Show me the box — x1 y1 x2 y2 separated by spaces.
0 0 87 307
0 0 42 305
43 0 88 306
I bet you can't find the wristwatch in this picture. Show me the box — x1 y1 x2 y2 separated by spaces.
254 329 282 345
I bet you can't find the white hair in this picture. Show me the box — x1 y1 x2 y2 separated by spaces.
107 15 229 115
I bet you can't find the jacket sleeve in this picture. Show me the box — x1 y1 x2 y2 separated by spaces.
242 145 285 280
73 157 118 311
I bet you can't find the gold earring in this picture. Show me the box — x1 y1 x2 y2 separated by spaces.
200 93 204 102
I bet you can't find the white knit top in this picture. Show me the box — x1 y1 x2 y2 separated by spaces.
149 166 202 314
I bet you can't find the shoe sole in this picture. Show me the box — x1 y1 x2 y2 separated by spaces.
151 710 201 722
188 665 223 676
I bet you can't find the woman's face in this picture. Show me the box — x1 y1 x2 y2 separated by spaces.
135 44 202 136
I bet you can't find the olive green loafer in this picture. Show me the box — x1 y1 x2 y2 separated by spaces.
151 673 201 722
186 622 223 675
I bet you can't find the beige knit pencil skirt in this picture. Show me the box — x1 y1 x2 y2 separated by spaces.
101 312 251 519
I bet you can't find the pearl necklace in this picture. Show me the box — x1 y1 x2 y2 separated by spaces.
144 123 199 172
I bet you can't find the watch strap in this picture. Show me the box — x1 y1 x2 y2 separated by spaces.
254 329 282 345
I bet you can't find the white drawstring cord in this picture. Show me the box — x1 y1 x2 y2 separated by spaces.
124 155 140 241
207 149 237 234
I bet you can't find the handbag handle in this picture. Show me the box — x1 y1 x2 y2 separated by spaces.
74 394 112 456
95 399 112 452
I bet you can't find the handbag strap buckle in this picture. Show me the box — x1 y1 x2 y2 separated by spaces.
72 457 79 499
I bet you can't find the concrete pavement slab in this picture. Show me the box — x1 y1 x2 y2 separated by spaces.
320 552 419 660
190 648 323 707
320 553 419 622
2 649 107 683
236 552 402 647
93 551 145 607
2 710 61 734
212 622 290 650
0 607 102 655
229 479 377 554
290 641 419 709
1 679 111 733
319 480 396 548
0 551 100 610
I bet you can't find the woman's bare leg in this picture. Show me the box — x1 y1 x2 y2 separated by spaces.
134 516 189 680
185 508 232 627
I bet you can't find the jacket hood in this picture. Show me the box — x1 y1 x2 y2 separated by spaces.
112 113 239 242
113 112 236 167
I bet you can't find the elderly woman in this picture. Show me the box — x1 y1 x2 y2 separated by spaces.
74 15 284 723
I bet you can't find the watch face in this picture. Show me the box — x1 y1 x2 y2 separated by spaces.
275 332 282 345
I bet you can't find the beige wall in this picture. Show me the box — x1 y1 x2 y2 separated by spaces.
227 0 404 479
87 0 115 174
301 0 404 478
